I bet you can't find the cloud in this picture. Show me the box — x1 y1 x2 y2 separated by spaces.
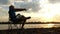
0 7 8 16
15 0 32 2
49 0 60 3
14 0 41 12
0 7 9 22
14 0 21 1
0 6 9 22
0 0 11 5
0 5 9 11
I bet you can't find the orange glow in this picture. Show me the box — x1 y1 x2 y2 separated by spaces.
16 0 60 22
38 0 60 22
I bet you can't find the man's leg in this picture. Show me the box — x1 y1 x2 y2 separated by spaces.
21 17 31 29
21 19 26 29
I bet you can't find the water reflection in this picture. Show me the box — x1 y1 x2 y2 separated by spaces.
0 24 60 30
24 24 60 28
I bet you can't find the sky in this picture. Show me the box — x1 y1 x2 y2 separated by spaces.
0 0 60 22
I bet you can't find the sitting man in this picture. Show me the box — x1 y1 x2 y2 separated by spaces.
8 5 27 29
8 5 27 23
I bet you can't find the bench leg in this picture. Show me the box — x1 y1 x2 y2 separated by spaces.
8 24 12 29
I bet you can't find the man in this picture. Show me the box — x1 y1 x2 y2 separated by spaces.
8 5 27 29
8 5 27 23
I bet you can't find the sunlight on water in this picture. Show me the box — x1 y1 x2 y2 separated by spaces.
24 24 56 28
0 24 60 30
42 24 54 28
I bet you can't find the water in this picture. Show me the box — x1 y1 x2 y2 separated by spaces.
0 24 60 30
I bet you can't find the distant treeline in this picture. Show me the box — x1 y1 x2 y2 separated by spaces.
0 22 60 24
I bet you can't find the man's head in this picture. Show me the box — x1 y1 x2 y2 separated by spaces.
9 5 14 9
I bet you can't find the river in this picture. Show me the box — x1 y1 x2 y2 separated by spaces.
0 24 60 30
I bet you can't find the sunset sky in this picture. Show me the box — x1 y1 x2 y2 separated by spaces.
0 0 60 22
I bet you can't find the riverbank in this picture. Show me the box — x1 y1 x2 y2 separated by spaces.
0 28 60 34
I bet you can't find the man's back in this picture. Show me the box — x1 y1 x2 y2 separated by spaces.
8 5 16 22
8 5 27 22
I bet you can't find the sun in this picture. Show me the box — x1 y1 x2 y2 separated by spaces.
38 0 60 22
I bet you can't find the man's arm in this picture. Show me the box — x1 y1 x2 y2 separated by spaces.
15 8 27 12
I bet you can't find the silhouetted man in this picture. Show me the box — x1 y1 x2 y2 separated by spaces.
8 5 31 29
8 5 27 23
